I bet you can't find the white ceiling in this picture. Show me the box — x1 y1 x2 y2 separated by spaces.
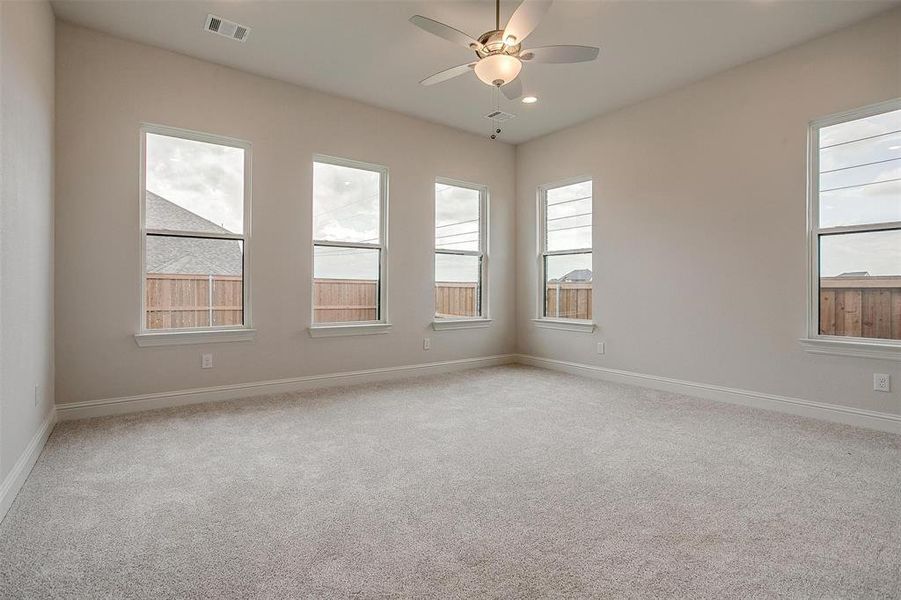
51 0 898 144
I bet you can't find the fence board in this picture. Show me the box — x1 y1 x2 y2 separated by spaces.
545 283 592 320
819 282 901 341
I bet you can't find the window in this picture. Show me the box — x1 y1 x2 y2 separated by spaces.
434 179 488 322
140 125 250 337
808 100 901 351
312 156 387 327
538 179 593 325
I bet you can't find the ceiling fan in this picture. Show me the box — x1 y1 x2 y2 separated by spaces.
410 0 599 100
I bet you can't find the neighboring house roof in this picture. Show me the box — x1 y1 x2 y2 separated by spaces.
837 271 870 277
550 269 592 283
145 191 242 276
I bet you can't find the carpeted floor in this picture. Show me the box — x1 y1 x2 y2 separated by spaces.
1 365 899 599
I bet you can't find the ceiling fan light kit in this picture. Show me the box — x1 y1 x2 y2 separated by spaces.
474 54 522 87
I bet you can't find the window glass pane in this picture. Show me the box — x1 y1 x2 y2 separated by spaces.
435 254 480 318
546 181 592 251
145 235 243 330
435 183 480 252
820 109 901 147
313 162 381 243
145 133 244 234
313 246 379 323
818 230 901 341
544 253 592 320
819 181 901 229
818 108 901 228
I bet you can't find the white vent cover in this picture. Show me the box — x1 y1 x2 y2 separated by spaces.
484 110 516 122
204 14 250 42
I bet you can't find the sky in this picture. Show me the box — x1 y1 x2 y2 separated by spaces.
543 180 593 281
818 108 900 277
145 133 244 233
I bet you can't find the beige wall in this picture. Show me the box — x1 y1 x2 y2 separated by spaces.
516 9 901 415
55 9 901 417
54 22 516 405
0 0 55 480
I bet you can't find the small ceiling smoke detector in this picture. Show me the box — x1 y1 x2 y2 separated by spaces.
484 110 516 122
204 14 250 43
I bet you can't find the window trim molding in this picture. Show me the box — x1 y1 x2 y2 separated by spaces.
531 318 596 333
433 176 489 324
803 98 901 356
138 123 253 344
134 328 257 347
432 318 492 331
537 175 596 326
309 154 389 332
308 322 392 338
798 338 901 361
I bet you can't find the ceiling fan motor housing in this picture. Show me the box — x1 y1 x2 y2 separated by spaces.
475 30 522 58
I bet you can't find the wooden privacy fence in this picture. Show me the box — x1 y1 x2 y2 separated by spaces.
546 282 592 320
138 274 901 337
313 279 480 321
146 276 597 327
819 276 901 340
313 279 379 323
436 281 478 318
146 274 243 329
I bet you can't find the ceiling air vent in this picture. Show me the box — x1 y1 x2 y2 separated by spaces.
484 110 516 122
204 14 250 42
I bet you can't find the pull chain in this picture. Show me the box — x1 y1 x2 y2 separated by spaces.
490 85 502 140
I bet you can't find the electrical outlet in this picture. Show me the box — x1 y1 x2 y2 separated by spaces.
34 384 40 408
597 342 605 355
423 338 431 351
202 353 213 369
873 373 890 392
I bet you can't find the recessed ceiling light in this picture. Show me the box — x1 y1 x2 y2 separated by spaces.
522 96 538 104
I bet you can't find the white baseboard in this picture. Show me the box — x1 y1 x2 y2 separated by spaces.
0 408 56 523
516 354 900 434
52 352 899 434
55 354 517 421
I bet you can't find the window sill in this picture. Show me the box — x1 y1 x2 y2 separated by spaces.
799 338 901 361
134 328 256 347
432 318 492 331
532 318 596 333
308 323 392 338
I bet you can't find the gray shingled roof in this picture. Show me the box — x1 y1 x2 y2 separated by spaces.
550 269 592 283
145 191 242 276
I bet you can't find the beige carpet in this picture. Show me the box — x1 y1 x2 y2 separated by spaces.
1 365 899 598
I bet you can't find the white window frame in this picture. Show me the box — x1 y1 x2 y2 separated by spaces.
534 176 596 333
801 98 901 361
308 155 390 338
135 123 254 347
432 177 491 330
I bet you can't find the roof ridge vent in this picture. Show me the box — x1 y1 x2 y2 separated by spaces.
204 14 250 42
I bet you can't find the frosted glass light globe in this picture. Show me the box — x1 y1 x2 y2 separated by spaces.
474 54 522 87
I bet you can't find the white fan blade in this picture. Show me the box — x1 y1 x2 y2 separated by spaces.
420 62 477 86
502 0 552 46
410 15 483 51
501 78 523 100
520 45 599 64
